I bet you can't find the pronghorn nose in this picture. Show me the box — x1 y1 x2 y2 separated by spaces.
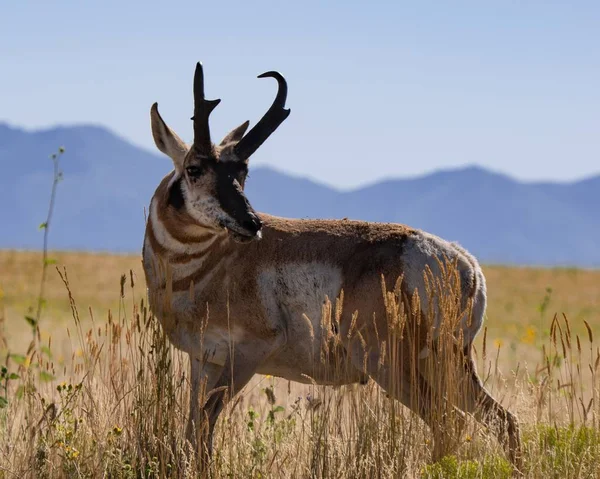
242 213 262 234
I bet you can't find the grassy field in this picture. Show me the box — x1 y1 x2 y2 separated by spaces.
1 250 600 477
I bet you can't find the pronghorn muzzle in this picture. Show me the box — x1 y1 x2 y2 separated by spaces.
217 177 263 243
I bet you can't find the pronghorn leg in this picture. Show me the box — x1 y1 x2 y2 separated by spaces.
386 369 466 461
461 348 522 471
344 341 464 461
348 342 461 460
413 372 468 462
199 337 285 465
186 357 223 450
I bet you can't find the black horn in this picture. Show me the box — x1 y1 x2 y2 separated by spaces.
234 71 291 160
192 62 221 154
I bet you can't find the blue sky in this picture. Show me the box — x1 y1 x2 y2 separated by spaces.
2 1 599 189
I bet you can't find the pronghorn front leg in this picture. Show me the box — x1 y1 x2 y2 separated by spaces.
186 357 223 450
198 335 286 463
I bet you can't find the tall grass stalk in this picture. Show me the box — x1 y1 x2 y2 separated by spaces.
31 147 65 351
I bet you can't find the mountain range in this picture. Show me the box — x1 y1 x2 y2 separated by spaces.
1 122 599 266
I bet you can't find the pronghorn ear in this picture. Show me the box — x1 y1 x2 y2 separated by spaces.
150 103 188 172
219 121 250 147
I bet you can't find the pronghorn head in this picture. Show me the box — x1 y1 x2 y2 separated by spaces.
150 62 290 243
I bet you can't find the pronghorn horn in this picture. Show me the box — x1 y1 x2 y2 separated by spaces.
192 62 221 154
234 71 290 160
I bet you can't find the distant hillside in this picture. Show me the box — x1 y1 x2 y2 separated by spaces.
2 122 599 266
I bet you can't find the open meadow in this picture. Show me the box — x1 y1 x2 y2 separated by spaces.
1 250 600 478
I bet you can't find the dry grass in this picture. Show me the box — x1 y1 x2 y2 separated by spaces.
1 250 600 478
0 251 144 356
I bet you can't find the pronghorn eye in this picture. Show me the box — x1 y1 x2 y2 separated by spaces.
186 166 203 178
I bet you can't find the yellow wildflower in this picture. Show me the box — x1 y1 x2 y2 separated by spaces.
66 446 80 459
521 326 537 345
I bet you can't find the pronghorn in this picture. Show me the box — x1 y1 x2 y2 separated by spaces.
143 62 522 469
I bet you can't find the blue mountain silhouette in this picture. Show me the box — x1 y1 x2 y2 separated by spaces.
2 122 599 266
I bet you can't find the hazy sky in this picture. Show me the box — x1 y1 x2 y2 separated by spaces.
2 1 599 189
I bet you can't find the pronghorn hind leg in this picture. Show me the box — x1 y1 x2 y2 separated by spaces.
415 372 468 463
461 347 523 472
347 340 463 461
